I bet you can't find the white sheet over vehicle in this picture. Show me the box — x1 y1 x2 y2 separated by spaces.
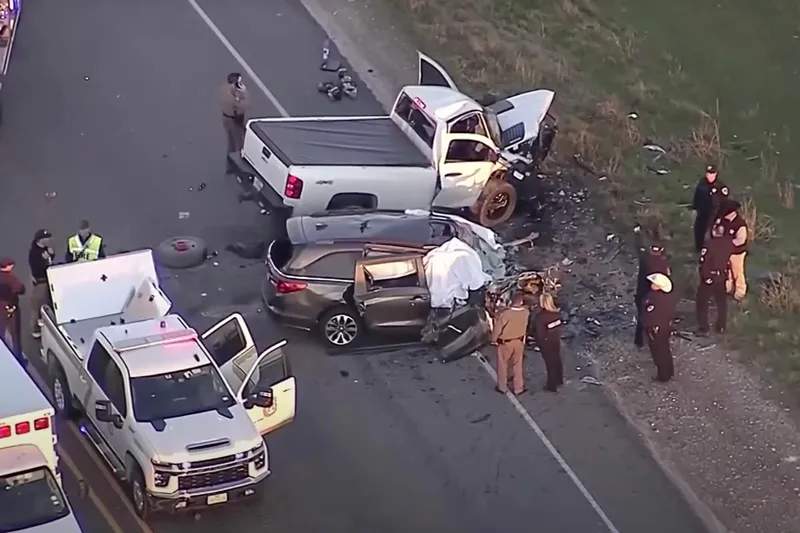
423 238 491 308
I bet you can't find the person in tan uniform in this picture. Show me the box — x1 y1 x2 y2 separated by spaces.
716 199 748 300
220 72 249 174
490 292 530 396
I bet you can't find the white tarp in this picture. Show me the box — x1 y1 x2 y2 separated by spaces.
423 238 491 308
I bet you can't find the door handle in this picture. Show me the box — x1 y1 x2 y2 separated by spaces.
78 375 87 383
444 172 462 178
410 296 426 302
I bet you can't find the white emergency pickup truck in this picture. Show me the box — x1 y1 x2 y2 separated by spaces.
39 250 297 520
0 339 83 533
228 51 557 227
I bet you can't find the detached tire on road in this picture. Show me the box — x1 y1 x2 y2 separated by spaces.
473 180 517 228
319 306 362 350
155 236 207 269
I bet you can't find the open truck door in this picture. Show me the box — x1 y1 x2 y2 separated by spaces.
203 313 296 435
222 341 296 436
432 132 500 209
418 51 459 90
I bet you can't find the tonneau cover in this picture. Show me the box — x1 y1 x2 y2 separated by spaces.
250 117 430 167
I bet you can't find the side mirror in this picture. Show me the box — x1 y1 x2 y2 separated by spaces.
250 389 274 409
488 150 499 163
95 400 114 422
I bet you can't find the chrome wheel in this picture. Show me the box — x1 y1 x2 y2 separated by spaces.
324 314 358 346
53 377 66 411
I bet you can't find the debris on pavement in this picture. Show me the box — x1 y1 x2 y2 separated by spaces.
178 212 190 219
45 192 56 199
504 231 540 248
580 376 602 386
225 241 266 260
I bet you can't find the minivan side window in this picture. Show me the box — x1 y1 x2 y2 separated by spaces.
364 260 420 290
393 93 435 147
87 343 128 416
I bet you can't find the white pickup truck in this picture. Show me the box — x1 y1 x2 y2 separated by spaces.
39 250 297 520
0 338 84 533
228 52 557 227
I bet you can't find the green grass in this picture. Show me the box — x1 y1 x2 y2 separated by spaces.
386 0 800 383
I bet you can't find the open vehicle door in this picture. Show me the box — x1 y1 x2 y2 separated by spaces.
418 51 458 90
220 341 296 436
353 256 431 331
202 313 257 369
432 132 500 209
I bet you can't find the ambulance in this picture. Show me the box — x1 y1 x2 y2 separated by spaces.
0 339 83 532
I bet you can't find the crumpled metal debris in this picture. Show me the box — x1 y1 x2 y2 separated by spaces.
225 241 266 260
581 376 602 386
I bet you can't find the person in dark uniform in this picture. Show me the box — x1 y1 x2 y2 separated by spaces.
633 226 671 348
490 292 530 395
696 224 734 334
0 258 26 365
532 293 564 392
641 273 676 382
28 229 55 339
220 72 249 174
690 165 729 252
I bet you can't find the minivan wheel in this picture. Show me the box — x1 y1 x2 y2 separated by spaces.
319 307 361 348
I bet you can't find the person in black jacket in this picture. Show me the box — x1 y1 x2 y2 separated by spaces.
641 273 676 382
0 257 26 364
696 225 734 334
690 165 729 252
29 230 55 339
532 293 564 392
633 226 671 348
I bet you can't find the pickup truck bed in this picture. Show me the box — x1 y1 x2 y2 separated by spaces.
61 314 123 360
251 117 430 167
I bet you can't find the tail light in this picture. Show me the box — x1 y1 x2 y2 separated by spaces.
284 175 303 199
276 280 307 294
0 426 10 438
15 422 30 434
34 417 50 431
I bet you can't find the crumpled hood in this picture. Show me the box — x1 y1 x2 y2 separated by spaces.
138 408 261 462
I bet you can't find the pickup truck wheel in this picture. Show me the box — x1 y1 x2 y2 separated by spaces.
475 181 517 228
155 236 208 269
319 306 361 349
129 465 151 520
51 367 77 420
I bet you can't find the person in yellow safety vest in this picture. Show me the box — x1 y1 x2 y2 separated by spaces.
66 220 106 263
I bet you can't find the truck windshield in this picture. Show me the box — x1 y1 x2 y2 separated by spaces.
130 364 236 422
483 107 503 148
0 467 70 532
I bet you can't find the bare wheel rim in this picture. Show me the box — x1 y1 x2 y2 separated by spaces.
325 314 358 346
132 479 145 512
53 378 65 411
486 192 510 220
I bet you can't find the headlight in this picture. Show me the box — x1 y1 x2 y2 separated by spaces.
249 443 266 470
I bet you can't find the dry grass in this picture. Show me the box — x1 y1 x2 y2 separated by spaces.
776 180 795 209
675 106 725 163
740 196 776 242
760 272 800 315
760 153 779 183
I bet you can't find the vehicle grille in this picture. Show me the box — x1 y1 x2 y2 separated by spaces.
177 464 249 491
189 454 237 469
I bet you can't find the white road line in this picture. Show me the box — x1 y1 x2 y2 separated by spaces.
178 2 621 529
473 351 622 533
60 451 127 533
184 0 290 117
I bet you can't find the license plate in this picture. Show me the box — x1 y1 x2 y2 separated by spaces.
512 171 524 180
207 493 228 505
253 178 264 191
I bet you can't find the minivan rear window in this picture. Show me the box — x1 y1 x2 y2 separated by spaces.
286 250 363 279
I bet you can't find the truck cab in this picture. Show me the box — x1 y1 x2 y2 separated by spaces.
0 338 84 533
39 251 297 519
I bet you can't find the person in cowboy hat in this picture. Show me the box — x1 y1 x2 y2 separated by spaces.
714 199 748 301
690 164 730 252
641 273 676 382
633 226 672 349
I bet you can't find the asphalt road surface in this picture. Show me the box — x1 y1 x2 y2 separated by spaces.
0 1 711 532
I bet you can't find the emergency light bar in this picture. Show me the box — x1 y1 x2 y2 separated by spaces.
0 417 51 438
113 329 199 352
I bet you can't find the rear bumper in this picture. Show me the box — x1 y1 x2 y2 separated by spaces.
227 152 293 215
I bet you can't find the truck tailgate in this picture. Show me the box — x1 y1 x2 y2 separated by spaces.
241 126 291 205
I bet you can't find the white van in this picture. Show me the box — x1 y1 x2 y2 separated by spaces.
0 339 83 533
